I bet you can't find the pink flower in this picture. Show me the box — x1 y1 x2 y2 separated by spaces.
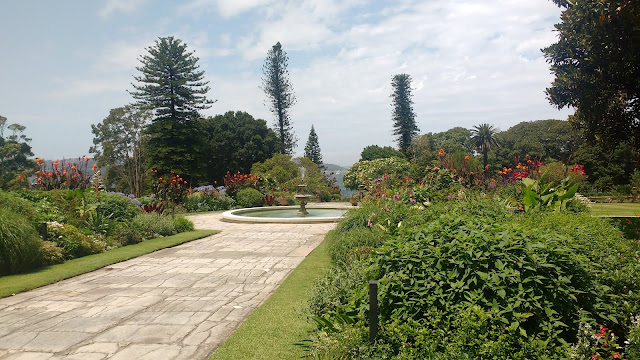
393 194 400 201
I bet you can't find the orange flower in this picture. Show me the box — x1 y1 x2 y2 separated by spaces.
92 164 97 171
53 160 60 167
438 149 445 156
465 155 470 160
36 158 43 165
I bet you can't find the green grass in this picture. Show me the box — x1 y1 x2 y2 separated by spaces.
210 235 331 360
0 230 218 299
590 203 640 217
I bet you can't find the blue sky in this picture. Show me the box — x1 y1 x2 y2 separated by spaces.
0 0 572 167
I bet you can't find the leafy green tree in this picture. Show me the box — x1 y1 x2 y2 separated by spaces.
360 145 405 161
251 153 299 184
390 74 419 155
304 125 323 166
201 111 281 183
495 119 584 167
129 36 214 185
471 123 501 175
543 1 640 155
90 105 151 196
262 42 297 154
573 141 634 191
0 116 35 189
431 127 472 154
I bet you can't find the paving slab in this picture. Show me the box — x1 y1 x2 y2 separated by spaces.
0 207 342 359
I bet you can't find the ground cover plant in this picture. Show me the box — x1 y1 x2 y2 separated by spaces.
0 187 197 277
304 169 640 359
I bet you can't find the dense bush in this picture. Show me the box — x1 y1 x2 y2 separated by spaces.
309 194 639 358
112 225 144 245
132 213 176 237
97 193 142 222
236 188 264 208
0 208 42 275
46 221 107 259
343 157 411 190
363 215 602 350
173 216 194 233
183 191 234 212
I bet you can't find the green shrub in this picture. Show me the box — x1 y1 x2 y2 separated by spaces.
309 258 372 317
39 241 64 266
327 227 387 267
350 214 603 351
0 190 35 218
343 157 411 190
112 225 145 245
97 193 142 222
236 188 264 208
132 213 175 237
46 222 106 259
173 216 194 233
183 192 234 212
0 208 42 275
520 212 640 338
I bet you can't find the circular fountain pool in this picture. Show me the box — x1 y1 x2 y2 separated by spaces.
221 205 349 223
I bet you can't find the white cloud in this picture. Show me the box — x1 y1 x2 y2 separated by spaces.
98 0 147 18
49 76 130 98
179 0 273 18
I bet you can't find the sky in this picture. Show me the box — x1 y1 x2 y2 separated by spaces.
0 0 573 167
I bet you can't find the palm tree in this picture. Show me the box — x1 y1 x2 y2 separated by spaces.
471 123 500 176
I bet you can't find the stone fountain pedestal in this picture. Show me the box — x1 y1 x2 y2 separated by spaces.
295 183 312 216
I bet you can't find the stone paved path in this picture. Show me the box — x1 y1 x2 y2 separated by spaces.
0 210 340 359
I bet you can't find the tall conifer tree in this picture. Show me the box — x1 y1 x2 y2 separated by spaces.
129 36 214 184
390 74 419 155
304 125 323 166
262 42 297 154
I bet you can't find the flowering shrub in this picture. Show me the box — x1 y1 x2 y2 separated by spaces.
150 169 187 205
223 171 261 197
569 321 627 359
34 156 94 190
46 221 107 259
343 157 411 190
183 185 234 212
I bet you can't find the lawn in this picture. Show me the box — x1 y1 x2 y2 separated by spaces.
590 202 640 217
209 234 331 360
0 229 218 299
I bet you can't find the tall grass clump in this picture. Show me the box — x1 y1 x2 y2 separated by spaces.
0 208 42 275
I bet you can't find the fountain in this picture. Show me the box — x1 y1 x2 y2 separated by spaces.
221 163 351 223
294 182 312 216
294 166 312 216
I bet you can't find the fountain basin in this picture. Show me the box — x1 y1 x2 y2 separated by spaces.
221 205 349 223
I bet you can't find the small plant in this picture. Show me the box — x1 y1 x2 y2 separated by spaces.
173 216 194 233
504 176 578 212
